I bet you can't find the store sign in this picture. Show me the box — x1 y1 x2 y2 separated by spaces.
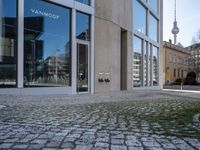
30 8 60 20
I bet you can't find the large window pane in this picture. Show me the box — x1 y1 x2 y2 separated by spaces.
149 14 158 42
0 0 17 88
76 0 90 5
152 46 158 86
76 12 90 41
148 0 158 13
133 36 143 87
133 0 146 34
24 0 71 87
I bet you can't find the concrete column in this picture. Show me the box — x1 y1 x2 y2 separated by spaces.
150 44 153 86
0 0 2 57
90 14 95 93
127 31 133 90
147 42 150 87
159 0 164 89
142 40 145 87
71 8 77 94
17 0 24 88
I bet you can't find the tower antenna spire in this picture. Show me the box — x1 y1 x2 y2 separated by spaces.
174 0 176 21
171 0 179 44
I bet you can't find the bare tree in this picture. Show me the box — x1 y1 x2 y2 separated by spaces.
192 29 200 44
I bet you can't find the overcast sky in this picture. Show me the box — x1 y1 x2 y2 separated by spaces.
163 0 200 47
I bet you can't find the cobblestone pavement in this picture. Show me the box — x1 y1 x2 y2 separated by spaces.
0 90 200 150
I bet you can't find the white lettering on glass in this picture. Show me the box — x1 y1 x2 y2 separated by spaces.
31 8 60 20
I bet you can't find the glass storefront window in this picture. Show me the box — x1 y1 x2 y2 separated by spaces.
76 12 90 41
133 36 143 87
24 0 71 87
148 0 158 13
76 0 91 6
152 46 158 86
0 0 17 87
149 14 158 42
133 0 147 34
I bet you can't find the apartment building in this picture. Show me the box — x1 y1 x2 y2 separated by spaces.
163 41 190 84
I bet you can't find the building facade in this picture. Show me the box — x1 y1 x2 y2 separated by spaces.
0 0 163 95
187 43 200 83
163 41 190 84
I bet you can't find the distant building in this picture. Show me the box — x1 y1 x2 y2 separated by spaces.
187 43 200 83
163 41 190 84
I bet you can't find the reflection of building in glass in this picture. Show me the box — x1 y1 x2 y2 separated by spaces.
152 46 158 86
132 0 161 88
0 17 16 87
187 43 200 83
153 55 158 85
24 17 44 86
23 0 71 87
163 41 190 84
133 52 142 87
44 54 69 85
76 29 90 41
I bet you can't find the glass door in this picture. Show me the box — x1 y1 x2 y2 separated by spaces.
77 42 89 93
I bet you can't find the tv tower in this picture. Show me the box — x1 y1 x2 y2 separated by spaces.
171 0 179 45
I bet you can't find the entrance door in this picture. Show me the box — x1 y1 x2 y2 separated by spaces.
77 42 89 93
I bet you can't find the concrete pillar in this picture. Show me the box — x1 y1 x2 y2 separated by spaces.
0 0 2 58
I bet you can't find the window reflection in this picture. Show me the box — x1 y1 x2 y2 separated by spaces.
133 36 143 87
152 46 158 86
133 0 146 34
149 14 158 42
0 0 17 88
24 0 71 87
148 0 158 13
76 12 90 41
76 0 90 5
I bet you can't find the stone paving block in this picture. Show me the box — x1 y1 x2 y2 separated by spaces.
61 142 74 149
42 148 57 150
0 143 13 149
95 142 109 148
45 141 61 148
12 144 29 149
111 145 127 150
3 137 19 143
184 138 200 149
75 144 93 150
176 143 195 150
128 147 144 150
93 148 109 150
111 134 124 139
160 142 177 149
145 147 164 150
141 137 155 142
142 141 161 147
126 135 137 140
31 139 48 145
63 137 77 142
111 139 124 145
125 139 142 147
27 144 44 150
67 133 81 139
